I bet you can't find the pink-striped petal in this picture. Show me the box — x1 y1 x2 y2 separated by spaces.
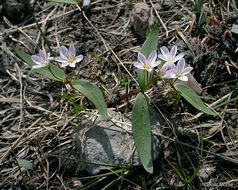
75 55 83 62
69 44 76 57
32 63 47 69
61 62 69 67
134 62 144 70
160 46 169 57
162 70 177 79
147 50 157 64
177 58 185 71
151 60 161 67
173 53 184 62
158 54 167 61
39 50 47 60
183 67 193 74
59 46 69 58
31 55 42 64
55 57 68 63
138 53 147 65
160 62 175 72
170 46 177 58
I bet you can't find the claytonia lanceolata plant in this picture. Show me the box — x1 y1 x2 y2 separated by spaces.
15 24 216 177
31 44 83 69
158 46 184 72
134 50 161 72
55 44 83 68
15 42 110 120
131 25 216 174
162 58 193 81
31 50 53 69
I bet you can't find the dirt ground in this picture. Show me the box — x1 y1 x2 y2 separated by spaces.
0 0 238 189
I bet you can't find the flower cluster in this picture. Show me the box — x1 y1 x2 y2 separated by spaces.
31 44 83 69
134 46 193 81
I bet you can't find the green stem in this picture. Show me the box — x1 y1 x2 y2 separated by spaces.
33 13 54 56
15 159 29 190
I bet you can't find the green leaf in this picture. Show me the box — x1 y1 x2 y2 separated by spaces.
132 92 153 173
73 79 111 121
46 0 79 4
17 159 33 170
174 84 217 115
13 48 64 81
138 25 159 91
49 63 66 81
195 0 204 15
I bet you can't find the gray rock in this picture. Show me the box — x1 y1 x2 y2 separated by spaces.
72 109 162 174
131 2 155 39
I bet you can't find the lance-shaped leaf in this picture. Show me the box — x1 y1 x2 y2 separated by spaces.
73 79 111 121
132 92 153 173
46 0 78 4
49 63 66 81
174 84 217 115
17 159 33 170
138 25 159 91
13 48 66 81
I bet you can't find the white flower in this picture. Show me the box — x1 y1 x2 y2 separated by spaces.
134 50 161 72
162 58 193 81
158 46 184 72
55 44 83 68
31 50 53 69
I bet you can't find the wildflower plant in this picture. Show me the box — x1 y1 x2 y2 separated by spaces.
14 44 111 121
14 0 216 174
132 25 216 173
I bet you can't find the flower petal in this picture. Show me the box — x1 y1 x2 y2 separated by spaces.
162 71 176 79
134 62 144 70
69 44 76 57
151 60 161 67
147 50 157 64
170 46 177 58
173 53 184 62
59 46 69 58
39 50 47 60
61 62 69 67
177 58 185 71
138 53 147 65
179 76 188 81
75 55 83 62
160 62 175 72
31 55 42 64
183 67 193 74
55 57 68 63
158 54 167 61
69 62 76 67
32 63 47 69
160 46 170 58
